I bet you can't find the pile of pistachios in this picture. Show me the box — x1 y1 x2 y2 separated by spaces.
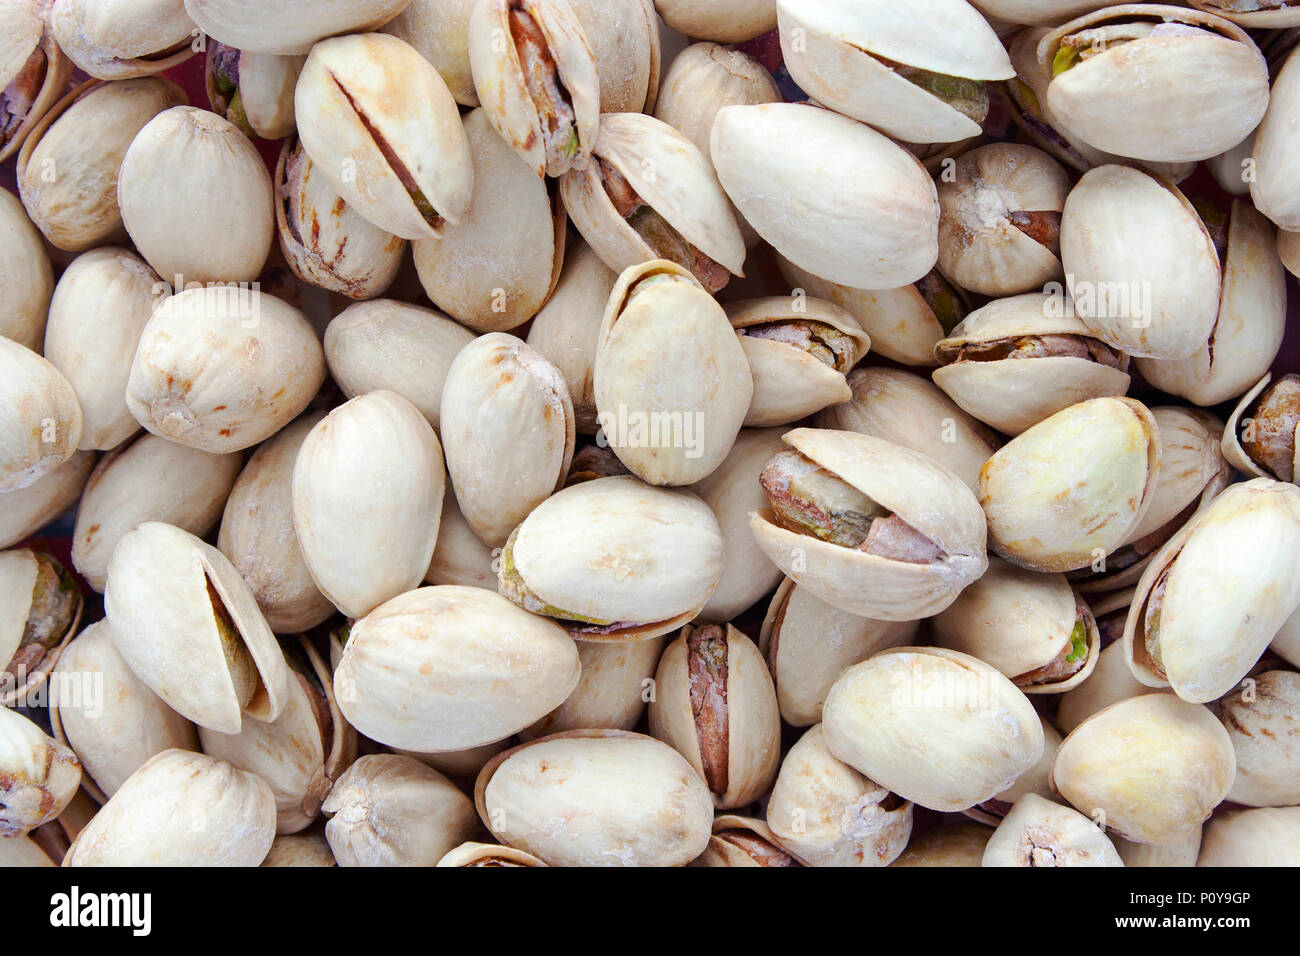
4 0 1300 868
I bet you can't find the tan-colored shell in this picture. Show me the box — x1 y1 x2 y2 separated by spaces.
1041 5 1269 163
890 822 989 867
971 1 1120 24
18 78 187 252
207 46 303 140
468 0 600 178
1052 693 1235 845
648 624 780 809
0 705 81 837
437 841 547 867
262 831 337 867
382 0 477 106
1215 670 1300 808
967 717 1063 825
0 834 56 867
334 586 579 753
500 475 724 642
399 739 507 784
104 521 291 734
0 187 53 350
653 42 779 163
689 815 800 868
65 749 276 865
1056 635 1173 734
1190 0 1300 27
0 338 83 493
524 635 665 739
1198 807 1300 866
0 548 81 706
1115 829 1202 867
777 0 1014 143
766 723 914 867
292 391 445 620
49 619 196 803
979 398 1161 573
295 33 473 241
712 103 940 290
0 452 94 551
1254 44 1300 231
475 729 715 867
50 0 196 80
654 0 776 42
822 647 1045 812
594 260 753 486
1207 133 1256 197
983 793 1124 866
0 1 72 163
759 577 917 727
570 0 660 113
750 428 989 621
818 367 999 492
933 292 1133 435
424 488 496 590
1123 479 1300 703
118 106 273 284
184 0 411 55
1222 374 1298 481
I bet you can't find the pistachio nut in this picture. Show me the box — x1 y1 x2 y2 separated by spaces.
262 830 337 867
104 521 291 734
0 451 94 551
184 0 412 56
569 0 661 114
1115 829 1203 867
467 0 601 179
64 749 275 866
293 391 445 619
689 815 800 868
334 585 579 752
48 619 197 802
1197 807 1300 866
382 0 478 106
523 635 665 739
424 488 497 591
498 475 724 641
0 705 81 837
415 108 566 331
759 577 917 727
1052 693 1235 846
766 723 914 867
822 647 1045 811
50 0 197 80
750 428 988 621
294 32 473 241
890 822 990 867
0 549 82 706
654 0 776 42
967 717 1064 824
0 186 52 350
561 113 745 293
648 624 781 809
206 42 303 140
712 102 941 290
979 397 1161 573
1123 479 1300 703
777 0 1015 144
1214 670 1300 808
437 841 547 867
1056 624 1173 734
0 0 72 163
593 260 753 485
653 42 780 164
1224 374 1300 484
0 337 83 493
983 793 1124 867
474 729 715 867
1040 5 1269 163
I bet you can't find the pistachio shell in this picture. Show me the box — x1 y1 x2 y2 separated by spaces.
206 45 303 140
0 451 94 551
983 793 1123 866
1056 632 1173 734
262 831 337 867
890 822 990 867
1115 829 1202 867
968 718 1064 824
0 833 55 867
1198 807 1300 866
0 338 83 493
0 706 81 837
184 0 411 55
1255 46 1300 231
0 187 53 350
0 548 82 707
653 0 776 42
400 739 506 784
1190 0 1300 27
424 488 497 590
51 0 196 80
653 42 779 164
0 5 72 163
1216 670 1300 807
523 635 665 739
1222 374 1299 482
689 816 800 868
570 0 661 114
382 0 478 106
971 1 1119 24
437 841 547 867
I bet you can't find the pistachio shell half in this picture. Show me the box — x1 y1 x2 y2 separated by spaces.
0 706 81 837
1215 670 1300 808
983 793 1124 866
0 548 81 706
50 0 197 80
0 186 53 350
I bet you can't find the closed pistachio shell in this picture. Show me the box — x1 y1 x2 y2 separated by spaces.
653 0 776 43
1215 670 1300 808
437 841 547 867
0 451 94 551
0 833 56 867
0 703 81 837
206 44 303 140
983 793 1123 866
968 718 1063 824
890 822 990 867
51 0 196 80
0 187 53 350
424 488 497 590
262 831 336 867
1115 829 1202 867
971 1 1118 24
1255 45 1300 231
382 0 478 106
1207 132 1257 197
1198 807 1300 866
653 42 779 164
0 1 72 163
400 739 507 784
184 0 412 56
570 0 661 114
0 338 83 493
523 635 665 739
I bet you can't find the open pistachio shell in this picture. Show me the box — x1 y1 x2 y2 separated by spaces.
654 0 776 42
570 0 660 114
0 1 72 163
438 841 547 867
184 0 412 56
0 549 82 707
104 521 291 734
0 451 94 551
0 706 81 837
1223 374 1300 483
983 793 1124 866
205 43 303 140
524 634 665 739
1254 44 1300 230
382 0 477 106
1198 807 1300 866
1215 670 1300 808
0 337 83 493
690 815 800 868
890 822 990 867
1190 0 1300 28
51 0 197 80
0 187 53 350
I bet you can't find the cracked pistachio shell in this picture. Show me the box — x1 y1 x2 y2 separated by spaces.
127 287 325 454
525 242 618 435
971 1 1118 23
262 831 336 867
218 415 332 634
1222 374 1299 482
1060 165 1221 359
441 334 575 548
0 707 80 837
43 248 160 451
766 723 913 867
777 0 1015 143
1123 479 1300 703
967 717 1062 825
382 0 477 106
185 0 411 55
1216 670 1300 807
51 0 196 80
275 138 405 301
1056 630 1173 734
934 292 1132 436
0 451 93 551
293 391 444 619
295 33 472 242
523 635 664 740
17 78 187 252
475 729 714 867
890 822 990 867
73 434 240 594
932 558 1100 694
206 45 303 140
65 749 275 865
48 619 197 803
653 42 779 163
1137 203 1286 406
690 815 801 868
468 0 600 179
498 476 724 641
653 0 776 42
759 578 916 728
415 109 566 332
822 647 1045 812
593 261 753 486
424 488 496 590
118 106 273 284
104 522 291 734
727 297 869 427
0 548 82 707
570 0 660 113
1116 829 1201 867
750 428 989 621
817 367 999 493
648 624 780 809
0 188 53 350
1198 807 1300 866
335 586 579 752
713 103 940 290
1255 45 1300 231
438 841 547 867
691 427 787 623
983 793 1123 866
1052 693 1234 846
1041 5 1269 164
0 1 72 163
979 398 1161 573
0 338 83 493
0 833 56 867
324 301 474 433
